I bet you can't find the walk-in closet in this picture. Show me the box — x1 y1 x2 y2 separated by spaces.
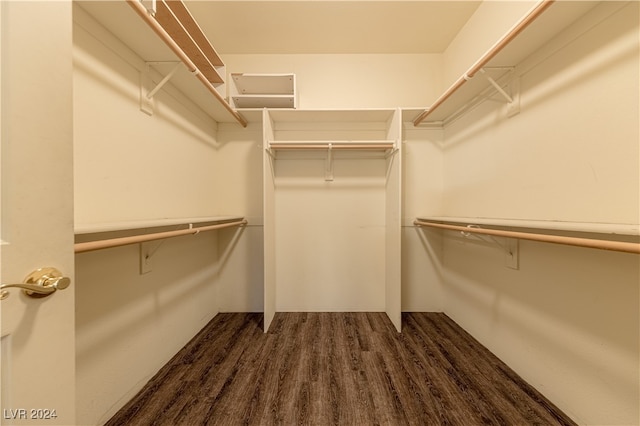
0 1 638 425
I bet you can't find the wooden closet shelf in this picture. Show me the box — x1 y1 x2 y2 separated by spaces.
75 217 247 253
413 0 600 126
154 0 224 85
126 0 249 126
269 141 396 151
232 95 296 109
77 0 246 125
75 216 246 235
415 217 640 254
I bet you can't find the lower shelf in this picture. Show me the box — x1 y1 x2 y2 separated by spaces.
232 94 296 109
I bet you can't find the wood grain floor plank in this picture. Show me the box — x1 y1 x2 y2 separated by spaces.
410 313 562 426
237 333 279 426
393 328 470 426
405 313 521 425
378 331 452 425
432 314 571 425
106 312 577 426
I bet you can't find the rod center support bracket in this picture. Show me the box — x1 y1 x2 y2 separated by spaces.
460 225 519 269
140 61 182 115
479 67 520 117
325 143 334 182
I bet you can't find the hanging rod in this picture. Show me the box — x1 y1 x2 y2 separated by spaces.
75 219 247 253
413 219 640 254
413 0 554 126
126 0 247 127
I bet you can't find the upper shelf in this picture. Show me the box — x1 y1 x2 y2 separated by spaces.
230 73 297 109
74 216 247 253
267 109 399 145
231 74 295 95
153 0 224 84
75 0 246 126
412 0 600 126
75 216 245 235
268 140 396 152
414 216 640 254
416 216 640 237
268 109 397 124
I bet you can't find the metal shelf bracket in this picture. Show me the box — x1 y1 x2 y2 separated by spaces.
480 67 520 117
461 224 519 269
325 143 334 181
140 61 182 115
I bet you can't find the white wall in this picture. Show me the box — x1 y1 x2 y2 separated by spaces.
439 3 639 424
75 233 220 425
223 53 441 109
73 9 220 226
443 2 639 223
268 114 394 312
73 5 229 424
214 122 264 312
401 125 445 311
274 156 388 311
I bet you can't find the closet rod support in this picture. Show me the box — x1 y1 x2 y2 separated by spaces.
414 219 640 254
460 224 520 269
141 0 157 15
461 224 508 251
145 61 182 100
325 143 334 181
480 68 513 103
385 147 399 159
265 147 276 159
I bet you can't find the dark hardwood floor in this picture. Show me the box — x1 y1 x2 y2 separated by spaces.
106 312 576 426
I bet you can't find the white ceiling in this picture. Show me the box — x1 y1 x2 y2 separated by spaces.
183 1 482 54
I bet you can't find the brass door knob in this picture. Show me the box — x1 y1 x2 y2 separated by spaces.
0 267 71 300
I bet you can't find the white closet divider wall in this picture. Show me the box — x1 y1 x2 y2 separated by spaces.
263 109 402 332
384 109 402 331
263 109 277 332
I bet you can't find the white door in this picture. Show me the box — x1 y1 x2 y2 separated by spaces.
0 1 75 425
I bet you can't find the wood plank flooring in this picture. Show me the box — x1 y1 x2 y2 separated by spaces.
105 312 576 426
